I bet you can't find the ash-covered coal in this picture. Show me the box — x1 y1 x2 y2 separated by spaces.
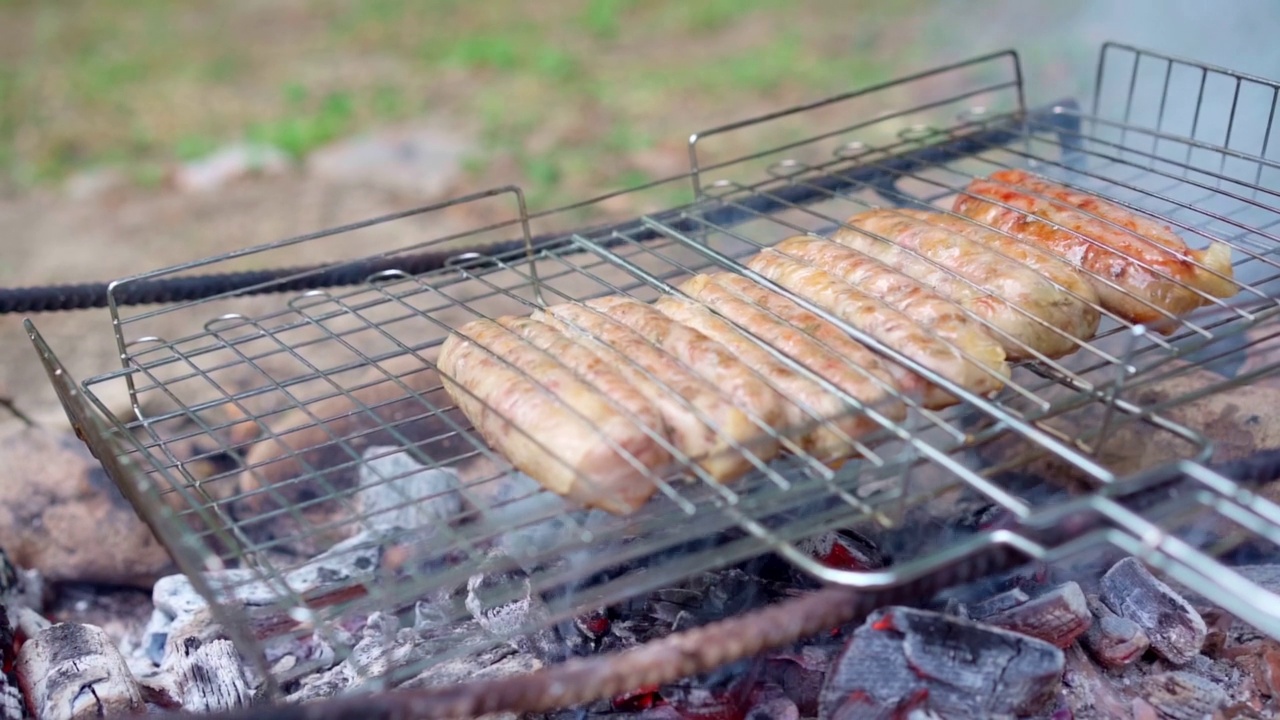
817 606 1066 719
521 539 1280 720
523 529 881 670
39 438 1280 720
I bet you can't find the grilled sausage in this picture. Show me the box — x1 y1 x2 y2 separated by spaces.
746 244 1010 403
888 208 1102 311
675 271 906 456
953 168 1238 329
534 300 778 483
496 313 673 453
833 208 1102 360
690 272 944 409
437 317 671 514
582 294 789 450
654 292 877 464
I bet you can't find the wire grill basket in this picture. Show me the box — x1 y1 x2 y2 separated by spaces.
23 42 1280 696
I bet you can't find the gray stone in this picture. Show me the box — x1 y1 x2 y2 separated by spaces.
305 123 471 200
62 167 129 202
172 143 291 194
0 427 173 587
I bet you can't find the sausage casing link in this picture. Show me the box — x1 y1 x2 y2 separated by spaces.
438 317 672 514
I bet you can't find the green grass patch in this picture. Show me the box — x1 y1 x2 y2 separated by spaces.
174 134 220 162
579 0 638 40
441 35 521 71
245 87 356 160
518 152 562 190
129 161 168 189
661 0 787 32
533 47 583 83
460 153 490 179
603 123 654 153
423 25 585 89
370 85 407 120
201 54 244 83
663 31 888 101
0 0 968 215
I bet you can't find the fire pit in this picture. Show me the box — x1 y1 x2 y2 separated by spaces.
16 42 1280 719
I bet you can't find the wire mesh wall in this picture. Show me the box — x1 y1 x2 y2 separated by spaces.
23 42 1280 696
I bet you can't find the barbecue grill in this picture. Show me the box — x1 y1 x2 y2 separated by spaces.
21 41 1280 712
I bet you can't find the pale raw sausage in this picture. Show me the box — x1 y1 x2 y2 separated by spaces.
437 317 672 514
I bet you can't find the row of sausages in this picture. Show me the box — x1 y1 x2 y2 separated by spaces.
436 168 1240 515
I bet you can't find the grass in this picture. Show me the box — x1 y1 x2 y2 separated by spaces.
0 0 1096 213
246 87 358 161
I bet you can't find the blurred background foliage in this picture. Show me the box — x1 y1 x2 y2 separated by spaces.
0 0 1087 208
0 0 1275 210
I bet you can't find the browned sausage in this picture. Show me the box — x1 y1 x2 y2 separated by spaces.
746 244 1010 404
834 208 1102 360
953 168 1237 329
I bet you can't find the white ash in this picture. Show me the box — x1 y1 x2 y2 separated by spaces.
109 452 607 711
134 526 409 700
462 466 615 565
152 526 397 617
10 455 1280 720
286 612 416 702
466 549 565 662
0 549 43 617
0 682 22 720
266 631 341 684
169 638 253 713
16 622 144 720
1058 643 1141 718
285 606 542 704
406 645 542 691
359 447 615 565
145 525 403 646
10 607 49 640
357 446 465 533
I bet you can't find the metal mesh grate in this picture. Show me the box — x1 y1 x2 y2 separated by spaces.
23 43 1280 696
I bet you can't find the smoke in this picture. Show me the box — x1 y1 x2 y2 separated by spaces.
1056 0 1280 80
911 0 1280 107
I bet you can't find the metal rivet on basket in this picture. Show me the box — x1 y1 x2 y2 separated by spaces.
766 159 809 179
898 124 936 142
287 291 334 312
834 139 875 160
445 252 486 269
834 140 868 159
203 313 253 333
122 336 167 351
703 179 738 199
367 269 414 286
